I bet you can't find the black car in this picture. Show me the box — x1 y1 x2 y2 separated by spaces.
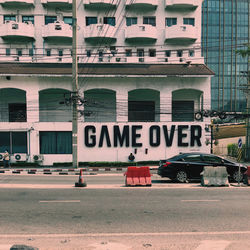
158 153 247 183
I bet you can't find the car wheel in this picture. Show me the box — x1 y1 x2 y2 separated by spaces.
176 170 188 183
232 170 243 182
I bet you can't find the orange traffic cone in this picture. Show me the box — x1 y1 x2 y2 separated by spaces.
75 169 87 187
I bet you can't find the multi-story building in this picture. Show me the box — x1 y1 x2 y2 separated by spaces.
0 0 214 165
202 0 249 112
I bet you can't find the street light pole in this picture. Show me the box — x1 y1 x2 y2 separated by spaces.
72 0 78 168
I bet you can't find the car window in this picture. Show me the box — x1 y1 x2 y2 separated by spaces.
202 155 223 164
182 155 202 162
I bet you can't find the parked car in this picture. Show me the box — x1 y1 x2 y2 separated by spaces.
158 153 247 183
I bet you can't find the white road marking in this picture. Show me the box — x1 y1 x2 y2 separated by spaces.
181 200 221 202
39 200 81 203
195 240 231 250
0 231 250 238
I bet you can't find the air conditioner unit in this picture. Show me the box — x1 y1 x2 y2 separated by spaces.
14 153 27 162
139 26 145 31
0 153 4 161
55 24 62 30
33 155 44 162
12 23 18 29
182 26 187 31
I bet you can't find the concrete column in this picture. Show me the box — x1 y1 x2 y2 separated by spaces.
116 90 128 122
160 91 171 122
26 89 39 123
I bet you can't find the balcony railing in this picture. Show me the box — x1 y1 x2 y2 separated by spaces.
165 0 199 10
165 25 198 43
84 24 117 43
0 0 34 5
83 0 118 9
1 21 35 40
42 21 72 41
125 0 158 10
41 0 72 7
125 25 157 42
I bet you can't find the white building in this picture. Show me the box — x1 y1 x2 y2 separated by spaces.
0 0 214 165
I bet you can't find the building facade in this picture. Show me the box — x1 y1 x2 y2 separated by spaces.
202 0 249 112
0 0 214 165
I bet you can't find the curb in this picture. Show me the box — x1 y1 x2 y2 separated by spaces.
0 167 158 175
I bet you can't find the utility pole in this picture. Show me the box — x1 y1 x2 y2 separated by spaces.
72 0 78 168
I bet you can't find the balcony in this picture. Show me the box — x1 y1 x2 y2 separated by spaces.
83 0 118 9
125 0 158 10
84 24 116 43
165 25 198 43
41 0 72 8
0 0 34 6
1 21 35 41
165 0 198 10
42 21 72 42
125 25 157 43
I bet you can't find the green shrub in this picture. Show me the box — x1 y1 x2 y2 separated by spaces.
227 143 245 161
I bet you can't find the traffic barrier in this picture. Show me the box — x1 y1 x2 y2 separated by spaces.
75 168 87 187
243 166 250 185
201 166 229 187
124 166 152 187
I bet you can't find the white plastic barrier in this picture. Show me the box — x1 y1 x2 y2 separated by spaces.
201 166 229 187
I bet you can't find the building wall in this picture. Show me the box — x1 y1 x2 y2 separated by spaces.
0 0 214 164
0 0 204 64
0 74 211 164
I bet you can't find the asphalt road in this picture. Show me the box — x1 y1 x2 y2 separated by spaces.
0 174 250 249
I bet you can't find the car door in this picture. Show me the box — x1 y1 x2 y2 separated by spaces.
182 154 204 178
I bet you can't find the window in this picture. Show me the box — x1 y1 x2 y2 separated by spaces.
126 17 137 26
183 154 202 162
104 17 116 26
46 49 51 57
149 49 156 57
29 48 34 57
165 50 171 57
128 101 155 122
63 17 73 26
143 17 156 26
165 18 177 27
9 103 26 122
6 48 10 56
177 50 183 57
45 16 57 25
17 49 22 57
126 49 132 57
86 50 91 57
137 49 144 57
22 16 34 24
0 132 27 154
98 51 103 57
172 101 194 122
189 50 195 57
202 155 223 164
58 50 63 57
183 18 195 26
4 15 16 23
40 131 72 154
86 17 97 26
